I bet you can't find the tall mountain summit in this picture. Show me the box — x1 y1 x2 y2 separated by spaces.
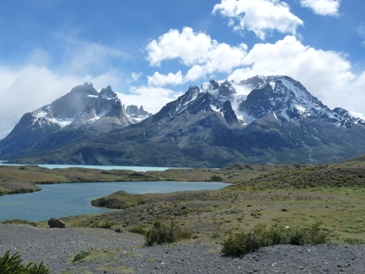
0 82 150 159
1 76 365 167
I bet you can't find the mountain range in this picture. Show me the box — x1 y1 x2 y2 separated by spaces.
1 75 365 167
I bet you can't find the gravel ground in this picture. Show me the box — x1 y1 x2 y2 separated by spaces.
1 224 365 273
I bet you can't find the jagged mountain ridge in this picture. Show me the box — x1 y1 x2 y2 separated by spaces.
0 82 150 159
200 75 365 128
125 105 151 122
19 82 151 131
2 75 365 167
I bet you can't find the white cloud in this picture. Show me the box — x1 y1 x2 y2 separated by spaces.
119 86 182 114
185 66 206 82
0 66 79 116
357 23 365 44
228 35 365 113
48 31 131 76
146 27 213 67
148 71 183 86
146 27 248 84
300 0 340 16
61 41 128 75
131 72 142 81
213 0 303 40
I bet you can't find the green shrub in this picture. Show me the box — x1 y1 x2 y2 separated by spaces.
0 250 50 274
145 220 192 246
91 221 115 229
343 238 365 245
222 222 330 256
210 175 223 182
210 232 221 239
287 222 330 245
129 224 147 235
72 250 91 262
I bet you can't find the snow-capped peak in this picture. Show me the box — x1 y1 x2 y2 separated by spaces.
173 75 365 128
24 83 151 132
175 86 202 114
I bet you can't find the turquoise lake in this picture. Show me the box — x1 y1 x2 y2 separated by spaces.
0 181 228 221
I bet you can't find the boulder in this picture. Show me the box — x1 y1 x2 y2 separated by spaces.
48 218 66 228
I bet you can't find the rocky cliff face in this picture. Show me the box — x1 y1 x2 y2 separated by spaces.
125 105 151 122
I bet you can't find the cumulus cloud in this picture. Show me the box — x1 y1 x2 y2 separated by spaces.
300 0 340 16
228 35 365 113
148 71 183 87
212 0 303 40
146 27 248 84
119 86 182 114
146 27 213 67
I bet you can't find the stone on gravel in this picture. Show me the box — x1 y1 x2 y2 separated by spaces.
48 217 66 228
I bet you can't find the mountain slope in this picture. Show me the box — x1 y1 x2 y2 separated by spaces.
2 76 365 167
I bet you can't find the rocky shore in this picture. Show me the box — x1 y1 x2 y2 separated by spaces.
1 224 365 273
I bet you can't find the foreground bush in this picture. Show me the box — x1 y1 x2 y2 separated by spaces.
222 222 330 256
91 220 116 229
130 224 147 235
72 250 91 262
145 220 192 246
0 250 49 274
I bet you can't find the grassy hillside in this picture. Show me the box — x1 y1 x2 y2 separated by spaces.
43 160 365 244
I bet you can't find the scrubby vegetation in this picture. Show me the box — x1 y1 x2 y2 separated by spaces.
222 222 330 256
72 250 91 262
129 224 147 235
0 250 49 274
0 219 37 226
90 220 116 229
145 220 192 246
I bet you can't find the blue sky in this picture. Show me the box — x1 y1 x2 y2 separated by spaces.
1 0 365 137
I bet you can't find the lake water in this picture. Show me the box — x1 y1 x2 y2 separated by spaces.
0 181 228 222
0 161 172 172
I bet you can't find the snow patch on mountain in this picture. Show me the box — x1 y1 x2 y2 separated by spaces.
349 111 365 121
236 110 256 125
210 103 220 113
53 117 76 127
230 82 251 97
175 86 202 114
